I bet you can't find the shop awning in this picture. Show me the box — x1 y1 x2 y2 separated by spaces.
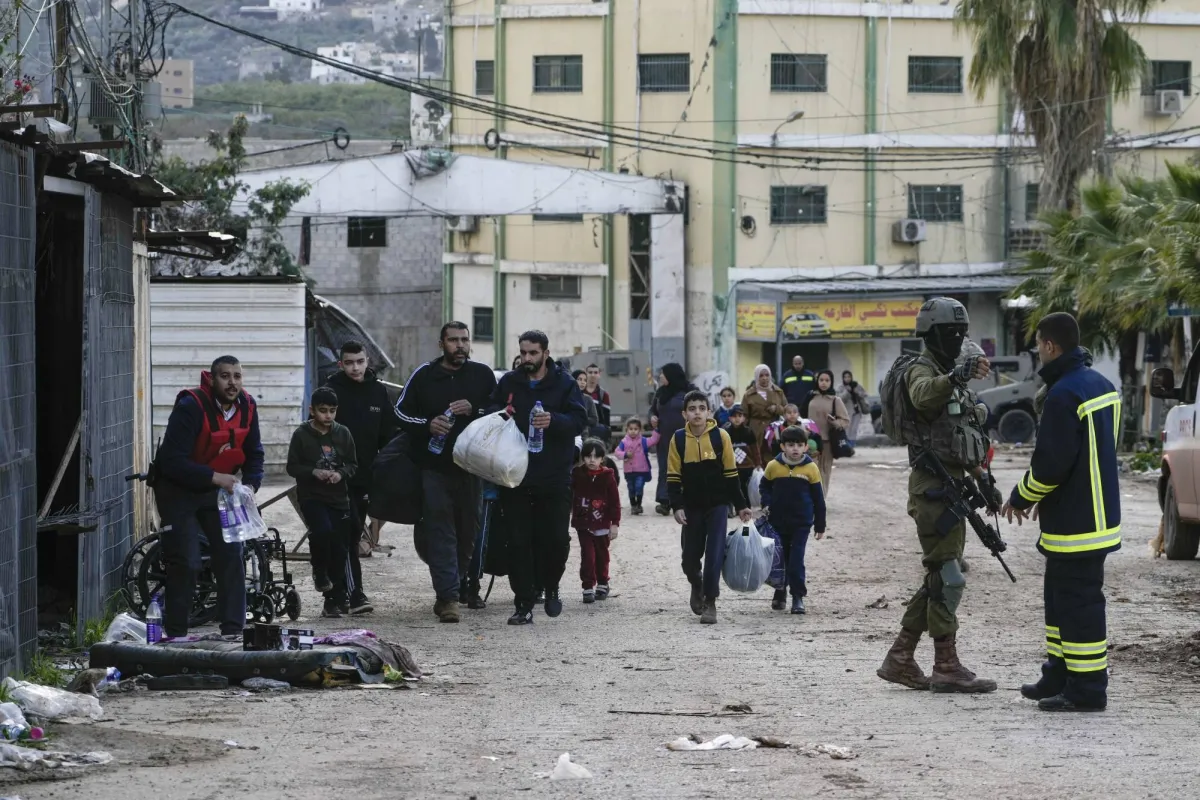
736 274 1024 301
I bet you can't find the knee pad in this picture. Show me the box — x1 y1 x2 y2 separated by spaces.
938 559 966 614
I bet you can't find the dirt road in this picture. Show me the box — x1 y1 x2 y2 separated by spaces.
8 447 1200 799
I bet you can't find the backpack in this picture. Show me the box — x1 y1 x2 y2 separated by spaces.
879 353 926 444
671 427 725 464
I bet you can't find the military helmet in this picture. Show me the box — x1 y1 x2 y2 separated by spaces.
914 297 969 335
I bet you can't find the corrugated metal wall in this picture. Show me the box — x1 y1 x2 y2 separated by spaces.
77 190 137 626
0 142 37 675
150 280 307 474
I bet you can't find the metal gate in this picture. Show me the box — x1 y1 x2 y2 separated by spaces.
0 142 37 675
77 190 136 625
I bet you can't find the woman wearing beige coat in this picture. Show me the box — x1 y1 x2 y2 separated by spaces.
741 364 787 465
806 369 850 491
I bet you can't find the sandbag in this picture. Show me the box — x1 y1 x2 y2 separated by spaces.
722 522 775 593
453 411 528 488
370 432 422 524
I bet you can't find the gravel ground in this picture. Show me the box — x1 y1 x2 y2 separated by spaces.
7 446 1200 799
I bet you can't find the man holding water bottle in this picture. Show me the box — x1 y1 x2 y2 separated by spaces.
396 322 497 623
155 356 265 639
489 331 589 626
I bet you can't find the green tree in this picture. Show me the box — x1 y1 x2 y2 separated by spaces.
151 115 309 277
956 0 1153 211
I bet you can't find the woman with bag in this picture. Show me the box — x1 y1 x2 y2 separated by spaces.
649 363 695 515
837 370 871 447
741 364 787 466
806 370 850 491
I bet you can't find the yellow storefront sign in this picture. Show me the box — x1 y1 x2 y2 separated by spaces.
736 298 925 341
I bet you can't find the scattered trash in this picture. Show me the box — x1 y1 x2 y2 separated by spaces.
481 756 499 762
866 595 889 609
0 703 43 743
1 678 102 722
548 752 593 780
722 702 753 714
0 742 112 771
798 742 857 760
146 675 229 691
609 705 755 718
241 678 290 692
66 668 122 697
753 735 791 749
223 740 260 751
103 613 147 644
667 734 758 751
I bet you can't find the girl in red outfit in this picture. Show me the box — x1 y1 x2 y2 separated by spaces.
571 438 621 604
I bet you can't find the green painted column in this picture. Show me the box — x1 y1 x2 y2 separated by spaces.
494 0 507 367
712 0 738 366
863 16 877 267
602 2 616 345
443 0 455 324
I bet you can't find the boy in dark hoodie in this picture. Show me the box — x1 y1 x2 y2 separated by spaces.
287 387 360 618
724 404 760 511
759 425 827 615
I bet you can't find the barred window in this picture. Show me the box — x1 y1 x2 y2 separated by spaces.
532 213 583 222
347 217 387 247
908 185 964 222
770 185 828 225
908 56 962 94
531 275 582 301
1025 183 1040 221
1143 60 1191 96
475 60 494 96
638 54 690 93
472 307 494 341
770 54 827 93
533 55 583 93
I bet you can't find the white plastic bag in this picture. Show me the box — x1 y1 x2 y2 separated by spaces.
722 522 775 593
549 752 593 780
218 482 268 543
1 678 102 722
453 411 529 488
103 612 146 643
747 468 764 508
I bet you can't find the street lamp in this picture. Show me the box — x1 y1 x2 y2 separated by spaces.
770 110 805 148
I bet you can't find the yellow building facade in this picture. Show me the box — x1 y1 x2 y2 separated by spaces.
444 0 1200 387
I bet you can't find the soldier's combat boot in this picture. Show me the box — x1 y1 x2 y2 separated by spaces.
930 634 997 693
876 628 930 690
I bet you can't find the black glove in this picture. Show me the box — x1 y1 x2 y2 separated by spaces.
979 474 1003 513
951 355 983 387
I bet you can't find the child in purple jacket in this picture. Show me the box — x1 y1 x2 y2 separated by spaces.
613 417 659 515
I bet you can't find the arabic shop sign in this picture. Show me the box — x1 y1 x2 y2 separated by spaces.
735 298 925 341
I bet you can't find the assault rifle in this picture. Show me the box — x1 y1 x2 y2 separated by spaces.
915 450 1017 583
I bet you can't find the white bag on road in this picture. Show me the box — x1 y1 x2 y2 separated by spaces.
453 411 529 488
722 522 775 593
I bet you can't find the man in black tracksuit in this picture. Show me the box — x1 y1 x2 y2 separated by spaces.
490 330 588 626
1003 313 1121 712
396 322 498 623
782 354 815 410
325 341 399 609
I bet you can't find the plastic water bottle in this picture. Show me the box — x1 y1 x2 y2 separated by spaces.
218 489 241 542
146 594 163 644
428 408 455 454
528 401 545 454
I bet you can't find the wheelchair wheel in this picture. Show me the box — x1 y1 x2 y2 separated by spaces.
284 588 302 621
121 533 161 616
136 539 219 626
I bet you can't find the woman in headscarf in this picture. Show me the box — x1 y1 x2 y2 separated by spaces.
741 364 787 464
837 370 870 447
649 363 695 515
807 369 850 490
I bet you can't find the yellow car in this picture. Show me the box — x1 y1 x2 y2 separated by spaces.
781 313 831 339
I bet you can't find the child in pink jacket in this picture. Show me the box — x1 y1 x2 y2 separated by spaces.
613 417 659 515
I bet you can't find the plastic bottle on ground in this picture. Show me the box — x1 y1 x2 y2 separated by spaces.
146 594 163 644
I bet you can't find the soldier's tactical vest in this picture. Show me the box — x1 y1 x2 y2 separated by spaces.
880 353 988 470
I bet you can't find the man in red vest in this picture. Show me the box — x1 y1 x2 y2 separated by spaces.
155 355 265 638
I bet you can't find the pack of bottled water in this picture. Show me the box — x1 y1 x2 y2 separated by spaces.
218 482 268 543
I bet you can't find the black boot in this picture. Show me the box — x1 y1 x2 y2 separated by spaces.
466 577 486 610
458 577 468 605
543 588 563 618
771 589 786 611
1038 693 1106 712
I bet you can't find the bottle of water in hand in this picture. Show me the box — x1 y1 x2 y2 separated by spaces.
428 408 455 454
528 401 545 454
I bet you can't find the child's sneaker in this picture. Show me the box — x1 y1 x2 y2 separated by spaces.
582 589 595 604
595 584 610 601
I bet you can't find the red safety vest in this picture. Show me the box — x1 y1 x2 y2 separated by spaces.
177 375 257 475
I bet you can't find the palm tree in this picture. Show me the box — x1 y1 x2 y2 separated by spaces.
956 0 1152 211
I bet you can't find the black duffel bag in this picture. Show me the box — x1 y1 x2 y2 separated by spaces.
369 432 422 525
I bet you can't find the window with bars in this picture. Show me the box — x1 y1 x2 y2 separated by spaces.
638 54 690 93
475 60 494 95
347 217 387 247
908 56 962 94
533 55 583 93
1143 60 1192 96
908 185 964 222
531 275 582 301
1025 183 1040 221
472 306 494 341
770 53 827 93
532 213 584 222
770 185 828 225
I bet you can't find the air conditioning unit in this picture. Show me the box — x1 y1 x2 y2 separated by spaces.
892 218 927 244
1153 89 1184 115
445 215 479 233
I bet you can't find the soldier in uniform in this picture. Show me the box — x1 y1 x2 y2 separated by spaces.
876 297 1001 694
